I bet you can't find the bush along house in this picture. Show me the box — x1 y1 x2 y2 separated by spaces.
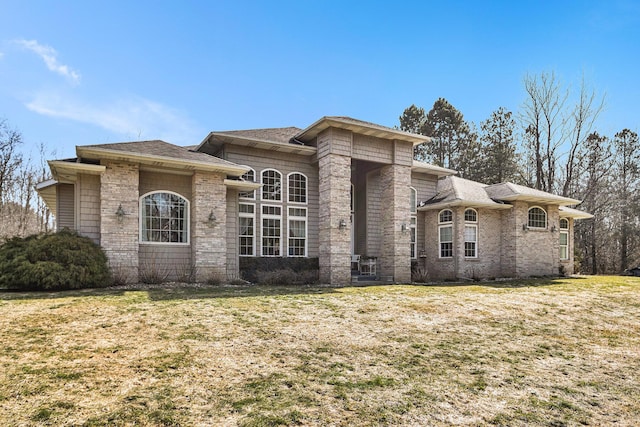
36 116 592 284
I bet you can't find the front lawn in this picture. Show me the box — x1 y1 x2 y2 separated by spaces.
1 276 639 426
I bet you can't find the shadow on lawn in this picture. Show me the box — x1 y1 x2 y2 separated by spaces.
0 276 587 301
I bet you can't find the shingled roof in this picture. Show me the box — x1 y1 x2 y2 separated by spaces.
77 140 248 175
418 176 512 210
485 182 581 206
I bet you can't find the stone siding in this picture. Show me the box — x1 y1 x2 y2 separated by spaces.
191 171 227 282
317 150 351 285
100 161 139 283
379 164 412 282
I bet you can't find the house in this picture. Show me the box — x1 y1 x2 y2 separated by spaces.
36 116 592 284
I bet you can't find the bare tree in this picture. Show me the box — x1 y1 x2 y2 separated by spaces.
520 72 568 192
562 76 605 197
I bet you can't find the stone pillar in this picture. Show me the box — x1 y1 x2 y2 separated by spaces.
379 164 412 283
318 153 352 285
191 171 227 282
100 161 139 283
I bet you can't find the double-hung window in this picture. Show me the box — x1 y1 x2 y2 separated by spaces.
239 203 255 256
261 205 282 256
262 169 282 201
464 208 478 258
288 207 307 257
559 218 569 260
439 209 453 258
288 172 307 204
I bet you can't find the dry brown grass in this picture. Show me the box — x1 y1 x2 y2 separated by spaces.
1 276 639 426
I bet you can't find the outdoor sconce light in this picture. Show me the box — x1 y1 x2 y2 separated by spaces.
208 210 217 225
419 249 427 258
550 225 557 233
115 204 126 222
401 223 407 232
522 224 529 231
338 219 347 229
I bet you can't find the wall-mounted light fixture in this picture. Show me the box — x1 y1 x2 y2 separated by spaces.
401 223 407 232
115 204 126 222
522 224 529 231
338 219 347 229
208 210 217 225
550 225 557 233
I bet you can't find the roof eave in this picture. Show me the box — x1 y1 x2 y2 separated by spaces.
200 132 317 156
77 146 249 175
496 195 582 206
417 199 513 211
295 116 431 145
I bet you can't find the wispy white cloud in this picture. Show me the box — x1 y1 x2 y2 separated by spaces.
13 39 80 84
25 91 200 145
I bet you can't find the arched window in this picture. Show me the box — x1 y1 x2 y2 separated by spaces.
528 207 547 229
464 209 478 258
438 209 453 258
261 169 282 201
439 209 453 223
287 172 307 204
559 218 569 260
238 167 256 199
410 187 417 259
140 191 189 243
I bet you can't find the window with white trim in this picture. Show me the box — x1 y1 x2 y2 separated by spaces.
239 203 255 256
261 205 282 256
464 208 477 258
261 169 282 201
288 207 307 257
288 172 307 204
410 187 417 259
238 167 256 199
140 191 189 243
559 218 569 260
439 209 453 258
528 206 547 229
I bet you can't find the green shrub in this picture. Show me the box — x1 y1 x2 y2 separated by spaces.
0 230 112 291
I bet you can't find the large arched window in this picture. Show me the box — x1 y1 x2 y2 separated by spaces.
438 209 453 258
287 172 307 204
140 191 189 243
261 169 282 201
528 206 547 229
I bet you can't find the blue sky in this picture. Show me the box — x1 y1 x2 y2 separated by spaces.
1 1 638 160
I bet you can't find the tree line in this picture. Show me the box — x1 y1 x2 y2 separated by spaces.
399 72 639 274
0 119 51 239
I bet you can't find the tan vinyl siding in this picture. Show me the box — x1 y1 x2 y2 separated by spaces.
139 245 192 281
139 170 192 199
77 174 101 244
224 145 319 257
365 170 381 257
352 134 392 163
411 172 440 259
57 183 75 231
393 140 414 166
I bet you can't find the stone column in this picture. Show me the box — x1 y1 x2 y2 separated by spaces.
191 171 227 282
100 161 139 283
318 153 352 285
379 164 412 283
